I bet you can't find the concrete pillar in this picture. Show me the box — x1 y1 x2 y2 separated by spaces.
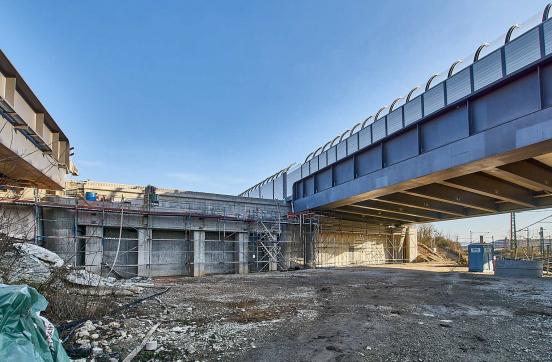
269 244 278 271
236 232 249 274
304 229 316 269
138 228 151 277
193 230 205 277
85 226 103 274
405 226 418 262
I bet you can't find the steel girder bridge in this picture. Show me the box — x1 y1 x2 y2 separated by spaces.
243 5 552 227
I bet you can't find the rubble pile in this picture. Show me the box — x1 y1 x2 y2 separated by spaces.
0 243 153 295
1 243 65 284
63 273 321 361
67 300 292 360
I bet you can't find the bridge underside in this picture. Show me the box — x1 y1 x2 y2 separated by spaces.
322 146 552 226
0 141 63 190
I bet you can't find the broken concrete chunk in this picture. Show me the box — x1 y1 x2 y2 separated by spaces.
108 321 121 328
14 243 64 267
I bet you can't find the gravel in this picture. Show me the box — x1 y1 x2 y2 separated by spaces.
65 264 552 361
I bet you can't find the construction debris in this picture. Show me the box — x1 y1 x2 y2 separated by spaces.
1 243 153 295
122 323 160 362
14 243 65 267
415 243 449 263
58 264 552 361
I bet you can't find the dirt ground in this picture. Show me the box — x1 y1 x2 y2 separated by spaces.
81 263 552 361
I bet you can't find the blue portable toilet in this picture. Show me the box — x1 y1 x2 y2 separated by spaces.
468 243 494 272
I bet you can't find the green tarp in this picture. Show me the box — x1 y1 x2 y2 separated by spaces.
0 285 70 362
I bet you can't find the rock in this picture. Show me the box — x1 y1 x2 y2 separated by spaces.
76 340 91 350
90 333 99 339
80 320 96 332
3 249 52 283
13 243 64 267
92 346 103 355
77 330 90 338
109 321 121 328
171 326 188 333
366 346 372 350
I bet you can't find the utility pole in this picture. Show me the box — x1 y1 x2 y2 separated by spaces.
540 227 545 255
34 187 39 245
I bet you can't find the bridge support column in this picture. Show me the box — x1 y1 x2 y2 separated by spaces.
269 247 278 271
404 226 418 262
193 231 205 277
304 230 316 269
236 232 249 274
137 228 151 277
85 226 103 274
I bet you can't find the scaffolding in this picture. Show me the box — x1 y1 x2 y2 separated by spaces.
0 185 305 277
0 183 412 278
314 214 407 267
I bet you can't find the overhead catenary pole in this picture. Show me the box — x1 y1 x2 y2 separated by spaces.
510 212 517 251
540 227 545 255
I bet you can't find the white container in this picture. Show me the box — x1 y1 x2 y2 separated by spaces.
145 340 158 351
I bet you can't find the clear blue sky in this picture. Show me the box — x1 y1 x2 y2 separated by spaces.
2 0 551 241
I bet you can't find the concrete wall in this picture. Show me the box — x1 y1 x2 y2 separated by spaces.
102 227 138 278
315 231 387 267
314 219 415 267
0 204 36 241
150 229 192 277
85 225 102 274
204 233 236 275
1 182 417 278
280 223 305 269
42 207 77 264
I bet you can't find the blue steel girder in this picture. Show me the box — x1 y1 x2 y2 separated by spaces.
292 54 552 223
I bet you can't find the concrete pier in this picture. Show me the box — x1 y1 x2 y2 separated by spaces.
138 228 151 277
236 232 249 274
193 231 206 277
